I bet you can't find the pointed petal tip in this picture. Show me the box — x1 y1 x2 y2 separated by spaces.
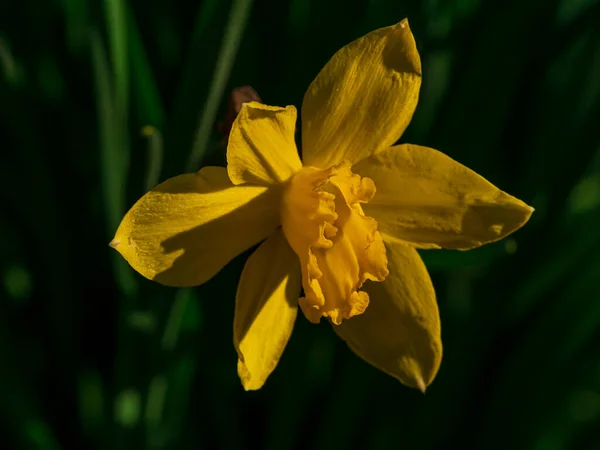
108 239 120 249
240 378 260 392
522 203 535 222
237 360 262 392
396 19 416 41
415 375 427 394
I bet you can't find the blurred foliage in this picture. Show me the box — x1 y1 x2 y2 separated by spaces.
1 0 600 449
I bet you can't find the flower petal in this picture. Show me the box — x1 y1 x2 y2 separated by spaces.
301 18 421 169
333 241 441 390
234 229 301 390
111 167 280 286
227 102 303 186
355 144 534 249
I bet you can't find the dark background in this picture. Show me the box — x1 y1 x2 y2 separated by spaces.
1 0 600 449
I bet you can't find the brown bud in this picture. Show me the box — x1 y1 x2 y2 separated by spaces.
217 86 262 139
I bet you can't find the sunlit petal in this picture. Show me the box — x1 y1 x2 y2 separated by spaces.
111 167 280 286
234 230 301 390
356 144 534 249
302 19 421 168
228 102 302 186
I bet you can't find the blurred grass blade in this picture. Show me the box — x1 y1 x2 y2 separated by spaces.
162 357 197 445
77 370 105 438
0 37 22 87
24 420 63 450
61 0 89 54
162 289 195 351
141 126 164 190
102 0 131 214
90 29 119 230
103 0 128 119
186 0 254 172
127 3 165 128
114 388 141 428
145 375 168 428
90 29 136 296
166 0 223 175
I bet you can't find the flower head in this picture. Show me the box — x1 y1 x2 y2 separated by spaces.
111 19 533 391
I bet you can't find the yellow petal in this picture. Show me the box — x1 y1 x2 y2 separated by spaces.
333 241 441 390
227 102 303 186
111 167 280 286
234 229 301 390
301 19 422 169
355 144 534 249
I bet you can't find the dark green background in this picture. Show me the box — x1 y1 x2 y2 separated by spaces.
1 0 599 449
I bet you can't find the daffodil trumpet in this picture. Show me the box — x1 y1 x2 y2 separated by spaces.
111 19 533 391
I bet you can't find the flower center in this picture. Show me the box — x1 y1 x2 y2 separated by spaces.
281 161 389 325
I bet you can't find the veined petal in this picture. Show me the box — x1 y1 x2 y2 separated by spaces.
227 102 303 186
111 167 280 287
356 144 534 249
234 229 301 390
302 19 421 169
333 241 441 390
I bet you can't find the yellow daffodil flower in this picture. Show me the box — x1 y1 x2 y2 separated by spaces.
110 19 533 392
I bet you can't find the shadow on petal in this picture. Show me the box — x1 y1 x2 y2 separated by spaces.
154 183 282 286
333 242 442 390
